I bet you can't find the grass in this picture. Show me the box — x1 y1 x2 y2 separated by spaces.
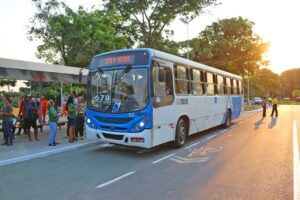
244 104 261 111
279 100 300 105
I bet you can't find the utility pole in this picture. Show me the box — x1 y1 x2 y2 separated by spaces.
187 21 189 60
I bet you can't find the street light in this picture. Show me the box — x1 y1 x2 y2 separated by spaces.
187 21 189 60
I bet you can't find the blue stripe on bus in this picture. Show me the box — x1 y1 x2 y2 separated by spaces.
231 96 243 120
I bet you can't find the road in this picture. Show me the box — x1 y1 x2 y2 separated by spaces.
0 105 299 200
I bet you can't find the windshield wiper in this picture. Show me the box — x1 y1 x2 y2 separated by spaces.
110 65 132 112
113 65 132 86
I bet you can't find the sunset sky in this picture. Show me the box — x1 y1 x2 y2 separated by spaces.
0 0 300 74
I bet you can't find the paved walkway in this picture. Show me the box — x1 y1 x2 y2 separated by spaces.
0 124 98 166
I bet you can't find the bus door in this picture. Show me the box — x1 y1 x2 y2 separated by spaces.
152 59 175 146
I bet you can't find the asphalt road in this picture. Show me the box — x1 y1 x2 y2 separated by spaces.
0 105 299 200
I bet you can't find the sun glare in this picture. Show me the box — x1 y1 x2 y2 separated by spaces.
255 1 300 74
264 31 300 74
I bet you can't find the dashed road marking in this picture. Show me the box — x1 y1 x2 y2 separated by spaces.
206 134 218 140
152 153 176 164
170 156 209 164
184 141 201 149
96 171 135 189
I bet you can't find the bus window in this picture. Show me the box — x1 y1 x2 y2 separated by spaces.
236 80 240 95
230 78 234 94
175 65 189 95
206 72 214 95
201 71 206 94
191 69 203 95
153 65 174 107
217 75 224 95
233 79 238 95
225 77 231 95
238 80 243 95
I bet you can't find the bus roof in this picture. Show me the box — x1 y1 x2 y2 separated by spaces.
92 48 242 80
151 49 242 80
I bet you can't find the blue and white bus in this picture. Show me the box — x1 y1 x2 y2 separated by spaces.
85 48 243 148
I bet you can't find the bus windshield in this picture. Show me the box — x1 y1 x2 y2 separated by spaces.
88 68 149 113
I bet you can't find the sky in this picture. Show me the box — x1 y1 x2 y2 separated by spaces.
0 0 300 77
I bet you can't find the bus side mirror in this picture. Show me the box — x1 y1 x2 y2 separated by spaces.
158 69 165 82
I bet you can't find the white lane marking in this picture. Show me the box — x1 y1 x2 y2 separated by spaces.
219 129 228 134
184 141 201 149
152 153 175 164
170 157 208 164
293 120 300 200
206 134 218 140
0 141 97 167
96 171 135 189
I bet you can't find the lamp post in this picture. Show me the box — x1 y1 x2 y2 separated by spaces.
187 21 189 60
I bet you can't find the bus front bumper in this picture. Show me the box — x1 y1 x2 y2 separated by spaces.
85 125 152 149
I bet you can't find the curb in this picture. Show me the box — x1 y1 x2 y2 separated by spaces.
0 140 98 167
242 108 262 114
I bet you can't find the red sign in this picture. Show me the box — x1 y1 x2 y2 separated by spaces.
104 56 132 65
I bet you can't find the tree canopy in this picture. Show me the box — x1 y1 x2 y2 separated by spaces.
281 68 300 97
103 0 218 51
28 0 132 67
189 17 270 76
253 69 281 97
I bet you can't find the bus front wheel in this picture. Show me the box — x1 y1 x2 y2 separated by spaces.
174 119 187 148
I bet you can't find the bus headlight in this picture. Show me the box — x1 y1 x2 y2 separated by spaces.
139 121 145 127
86 118 96 128
130 118 148 133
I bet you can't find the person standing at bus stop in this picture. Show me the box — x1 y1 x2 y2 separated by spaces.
1 98 14 146
75 96 85 140
261 97 267 118
270 96 278 117
66 96 77 143
41 96 48 123
24 96 39 141
48 100 60 146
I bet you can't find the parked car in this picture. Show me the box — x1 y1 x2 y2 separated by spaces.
253 97 263 105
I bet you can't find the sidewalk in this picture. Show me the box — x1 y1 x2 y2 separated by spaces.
0 125 98 167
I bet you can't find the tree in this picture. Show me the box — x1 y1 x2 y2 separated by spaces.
292 89 300 97
28 0 132 67
0 79 17 93
189 17 270 76
251 69 281 97
103 0 218 51
281 68 300 97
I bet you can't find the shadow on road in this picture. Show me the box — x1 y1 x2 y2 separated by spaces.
268 116 277 129
254 117 265 130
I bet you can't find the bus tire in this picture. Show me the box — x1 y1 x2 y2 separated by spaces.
174 118 187 148
222 111 231 128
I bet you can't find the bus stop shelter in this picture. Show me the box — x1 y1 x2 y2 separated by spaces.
0 57 88 129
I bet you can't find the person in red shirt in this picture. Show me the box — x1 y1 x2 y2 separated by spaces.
41 96 48 123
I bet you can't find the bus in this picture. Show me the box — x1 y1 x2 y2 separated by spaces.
85 48 243 148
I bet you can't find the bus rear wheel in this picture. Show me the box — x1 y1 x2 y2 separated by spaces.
174 119 187 148
222 111 231 128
